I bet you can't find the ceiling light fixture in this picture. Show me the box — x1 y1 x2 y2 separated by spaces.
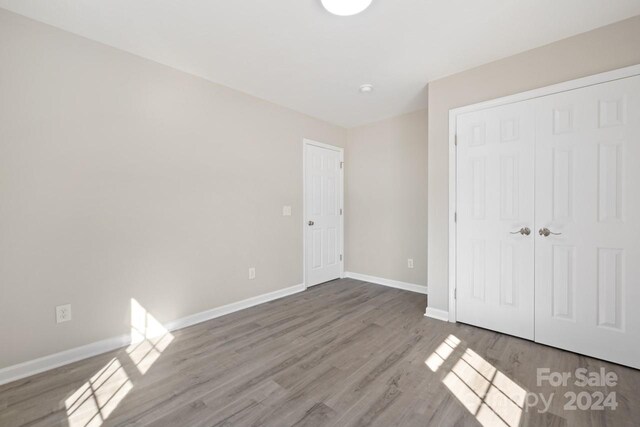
359 84 374 93
321 0 372 16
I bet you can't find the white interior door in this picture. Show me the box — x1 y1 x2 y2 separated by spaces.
304 141 343 287
534 75 640 369
456 102 535 340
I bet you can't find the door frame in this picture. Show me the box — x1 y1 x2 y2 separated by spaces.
303 138 345 289
447 64 640 323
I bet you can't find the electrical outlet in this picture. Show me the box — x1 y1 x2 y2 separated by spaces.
282 206 292 216
407 259 414 269
248 267 256 280
56 304 72 323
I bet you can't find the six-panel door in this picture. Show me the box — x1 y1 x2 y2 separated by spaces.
456 101 536 340
534 75 640 369
457 74 640 368
305 143 342 287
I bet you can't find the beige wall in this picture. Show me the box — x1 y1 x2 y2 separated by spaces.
346 110 428 285
0 9 346 369
4 5 640 370
427 15 640 311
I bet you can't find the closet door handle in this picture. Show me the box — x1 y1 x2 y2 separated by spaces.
510 227 531 236
539 228 561 237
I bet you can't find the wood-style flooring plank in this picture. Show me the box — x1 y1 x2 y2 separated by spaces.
1 279 639 427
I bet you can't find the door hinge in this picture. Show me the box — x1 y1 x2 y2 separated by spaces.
454 212 457 222
454 288 457 299
340 208 343 215
340 161 344 169
340 254 343 261
454 134 458 146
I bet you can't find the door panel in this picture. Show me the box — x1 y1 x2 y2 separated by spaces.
534 75 640 369
456 102 535 340
305 143 342 287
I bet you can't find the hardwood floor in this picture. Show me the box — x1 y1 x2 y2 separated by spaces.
1 279 638 426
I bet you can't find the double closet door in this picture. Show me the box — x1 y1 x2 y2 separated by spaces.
456 74 640 369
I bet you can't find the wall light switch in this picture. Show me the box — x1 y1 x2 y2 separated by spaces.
408 259 414 269
282 206 292 216
249 267 256 280
56 304 72 323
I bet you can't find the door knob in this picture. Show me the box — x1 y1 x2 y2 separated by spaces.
510 227 531 236
539 227 561 237
308 221 314 226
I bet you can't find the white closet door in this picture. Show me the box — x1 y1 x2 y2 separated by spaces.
534 75 640 369
456 102 535 340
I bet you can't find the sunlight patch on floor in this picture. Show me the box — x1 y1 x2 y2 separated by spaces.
426 335 526 427
64 358 133 427
425 334 460 372
64 299 174 427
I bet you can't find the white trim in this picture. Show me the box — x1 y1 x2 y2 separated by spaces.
450 64 640 117
448 110 458 323
0 334 132 387
445 64 640 324
303 138 344 153
163 283 305 331
303 138 345 288
345 272 427 295
424 307 449 322
0 283 305 386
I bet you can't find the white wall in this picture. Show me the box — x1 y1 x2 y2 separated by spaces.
345 110 428 286
0 9 346 369
427 15 640 312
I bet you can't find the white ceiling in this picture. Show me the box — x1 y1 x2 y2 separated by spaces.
1 1 639 128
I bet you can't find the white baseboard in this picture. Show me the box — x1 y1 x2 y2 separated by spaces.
0 283 305 386
424 307 449 322
164 283 305 331
345 272 427 295
0 334 133 387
